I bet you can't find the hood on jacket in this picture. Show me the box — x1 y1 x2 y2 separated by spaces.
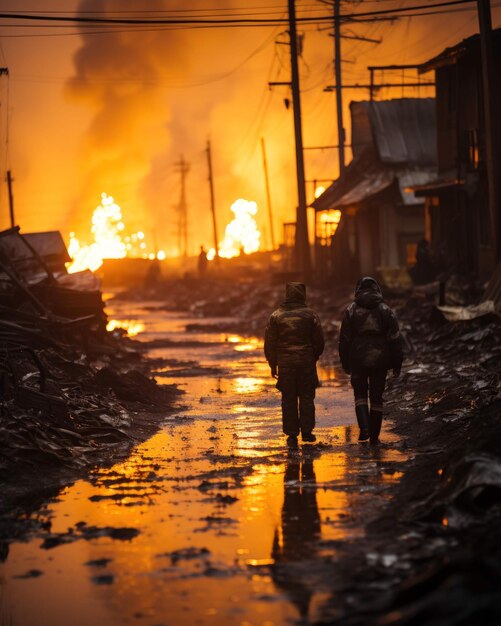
354 276 383 309
284 282 306 306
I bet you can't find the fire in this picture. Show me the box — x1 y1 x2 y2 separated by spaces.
209 198 261 260
317 209 342 240
67 193 165 273
315 185 326 198
106 319 145 337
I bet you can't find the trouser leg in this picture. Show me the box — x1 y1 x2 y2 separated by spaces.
298 391 315 435
282 393 299 436
351 371 370 441
278 368 300 436
368 369 387 443
298 365 317 436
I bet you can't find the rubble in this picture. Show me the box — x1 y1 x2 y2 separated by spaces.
1 251 500 622
112 273 501 624
321 292 501 624
0 226 181 491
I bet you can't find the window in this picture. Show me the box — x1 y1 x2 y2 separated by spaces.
316 210 342 245
467 128 484 171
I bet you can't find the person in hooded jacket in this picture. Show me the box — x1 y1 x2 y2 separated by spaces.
339 277 403 443
265 282 325 446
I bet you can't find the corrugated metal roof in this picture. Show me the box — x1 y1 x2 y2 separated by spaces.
328 170 393 209
312 98 437 212
311 146 376 212
311 151 436 211
365 98 436 166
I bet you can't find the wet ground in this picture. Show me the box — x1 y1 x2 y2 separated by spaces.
0 301 410 626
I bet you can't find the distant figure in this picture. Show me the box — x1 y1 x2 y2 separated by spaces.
144 258 161 288
198 245 208 276
264 282 325 446
410 238 436 285
339 277 403 444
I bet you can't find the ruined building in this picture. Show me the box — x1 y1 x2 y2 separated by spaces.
312 98 437 283
415 28 501 282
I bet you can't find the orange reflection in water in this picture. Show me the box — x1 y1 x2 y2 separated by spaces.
2 418 407 626
225 335 263 352
233 377 264 394
106 319 145 337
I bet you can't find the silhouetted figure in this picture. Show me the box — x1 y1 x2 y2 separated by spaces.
144 258 161 288
198 245 208 277
264 283 324 446
409 238 436 284
271 453 321 620
339 277 403 444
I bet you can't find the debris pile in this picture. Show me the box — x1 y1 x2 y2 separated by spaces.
115 274 501 624
0 227 180 481
327 295 501 625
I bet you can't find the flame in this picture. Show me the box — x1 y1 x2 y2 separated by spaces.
67 193 165 273
210 198 261 260
319 209 341 225
106 319 145 337
317 209 342 240
314 185 326 198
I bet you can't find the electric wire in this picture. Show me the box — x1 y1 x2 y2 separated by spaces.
0 1 481 27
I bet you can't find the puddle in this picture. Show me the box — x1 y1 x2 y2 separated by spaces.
0 299 409 626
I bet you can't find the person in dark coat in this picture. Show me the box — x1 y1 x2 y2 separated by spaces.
198 245 208 276
265 282 324 446
409 238 436 284
339 277 403 444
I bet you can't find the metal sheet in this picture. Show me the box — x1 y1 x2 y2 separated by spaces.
366 99 437 166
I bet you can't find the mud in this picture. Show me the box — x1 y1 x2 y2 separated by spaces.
1 282 500 625
0 298 410 626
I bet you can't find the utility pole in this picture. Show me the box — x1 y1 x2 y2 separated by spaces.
206 140 219 261
0 69 9 228
477 0 500 263
6 170 14 228
260 137 276 250
334 0 345 176
174 155 189 257
288 0 310 277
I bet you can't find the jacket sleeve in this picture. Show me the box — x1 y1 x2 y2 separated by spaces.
386 308 404 371
312 313 325 360
338 307 352 373
264 314 279 368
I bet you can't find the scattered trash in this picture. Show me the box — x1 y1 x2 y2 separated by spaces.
437 300 496 322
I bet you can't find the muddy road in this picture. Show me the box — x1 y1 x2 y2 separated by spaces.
1 300 409 626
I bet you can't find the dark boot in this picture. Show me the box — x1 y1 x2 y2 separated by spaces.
301 432 316 443
355 404 370 441
369 409 383 444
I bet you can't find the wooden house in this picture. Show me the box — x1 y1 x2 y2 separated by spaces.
415 29 501 281
312 98 437 283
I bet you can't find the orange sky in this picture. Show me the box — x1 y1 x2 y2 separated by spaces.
0 1 499 256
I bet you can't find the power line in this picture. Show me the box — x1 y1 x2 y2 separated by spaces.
0 1 479 26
